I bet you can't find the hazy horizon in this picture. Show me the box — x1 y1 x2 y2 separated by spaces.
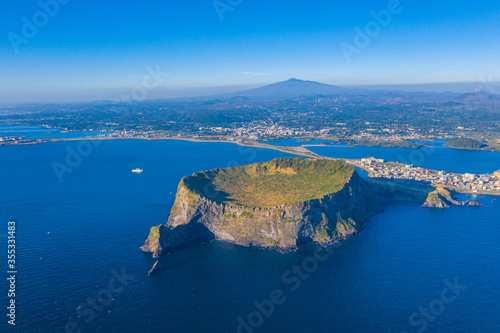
2 79 500 106
1 0 499 104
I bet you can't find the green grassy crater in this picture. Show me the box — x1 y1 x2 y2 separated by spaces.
181 157 354 208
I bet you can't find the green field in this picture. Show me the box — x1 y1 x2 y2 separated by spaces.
182 158 354 208
446 138 487 150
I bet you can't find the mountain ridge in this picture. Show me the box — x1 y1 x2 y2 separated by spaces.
217 78 357 98
214 78 497 100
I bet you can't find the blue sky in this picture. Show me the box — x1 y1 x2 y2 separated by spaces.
0 0 499 103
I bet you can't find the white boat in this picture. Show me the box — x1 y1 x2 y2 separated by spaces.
132 168 143 173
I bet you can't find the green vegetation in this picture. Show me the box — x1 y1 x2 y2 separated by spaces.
315 141 338 146
256 237 279 246
298 138 314 143
425 192 446 206
434 185 453 199
182 157 354 208
446 138 487 150
331 213 357 238
333 139 424 149
148 225 162 242
349 140 424 149
423 186 454 208
315 214 332 243
4 85 500 146
382 162 402 167
240 212 254 219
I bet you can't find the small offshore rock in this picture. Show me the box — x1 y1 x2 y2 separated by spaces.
148 260 160 276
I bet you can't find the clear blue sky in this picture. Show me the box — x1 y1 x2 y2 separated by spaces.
0 0 499 103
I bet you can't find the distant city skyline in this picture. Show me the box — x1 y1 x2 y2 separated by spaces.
1 0 499 104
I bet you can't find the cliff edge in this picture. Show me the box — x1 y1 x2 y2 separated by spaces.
141 158 381 256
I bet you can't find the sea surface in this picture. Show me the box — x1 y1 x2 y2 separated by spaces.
0 134 499 332
262 138 500 174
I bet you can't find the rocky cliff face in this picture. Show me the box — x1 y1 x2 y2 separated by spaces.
141 169 381 257
422 192 451 208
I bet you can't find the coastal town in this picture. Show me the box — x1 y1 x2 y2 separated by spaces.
2 128 500 195
205 121 428 143
354 157 500 194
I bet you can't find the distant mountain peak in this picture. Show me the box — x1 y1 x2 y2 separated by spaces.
215 78 474 100
224 78 348 98
456 91 497 100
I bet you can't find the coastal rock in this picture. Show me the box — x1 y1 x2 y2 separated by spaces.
422 187 482 208
140 225 163 258
142 158 381 255
422 192 451 208
148 260 160 276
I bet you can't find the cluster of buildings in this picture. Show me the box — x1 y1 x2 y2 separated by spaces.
204 120 433 142
0 136 23 142
357 157 500 193
0 136 38 146
105 130 149 138
207 122 314 139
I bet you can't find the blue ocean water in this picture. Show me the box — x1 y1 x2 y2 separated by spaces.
259 138 500 174
0 138 499 332
309 145 500 174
